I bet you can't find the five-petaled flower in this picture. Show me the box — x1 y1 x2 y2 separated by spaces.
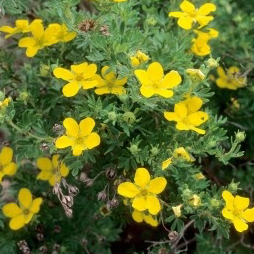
222 190 254 232
53 62 98 97
162 147 194 170
117 167 167 215
132 210 158 227
36 155 69 186
134 62 182 98
191 29 219 56
0 19 30 38
2 188 42 230
94 66 127 95
216 66 246 90
0 147 17 183
55 117 100 156
164 96 208 134
18 19 58 57
130 50 149 67
169 0 216 30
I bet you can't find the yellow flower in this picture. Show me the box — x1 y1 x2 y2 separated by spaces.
195 172 205 180
222 190 254 232
169 0 216 30
164 96 208 134
191 29 219 57
134 62 182 98
18 19 58 57
231 98 240 109
216 66 246 90
0 97 11 109
172 204 183 217
189 194 201 206
117 167 167 215
0 147 17 183
162 147 194 170
186 68 205 80
93 66 127 95
53 62 98 97
0 19 30 39
130 50 149 67
113 0 128 2
132 210 158 227
46 23 77 43
2 188 42 230
55 117 101 156
36 155 69 186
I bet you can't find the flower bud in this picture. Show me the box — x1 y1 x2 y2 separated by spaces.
19 92 29 101
210 198 220 207
105 167 116 179
236 131 246 142
97 190 107 201
228 182 239 192
172 204 183 217
206 58 219 69
129 144 140 154
168 231 178 241
40 64 50 77
150 147 159 156
108 111 117 121
189 194 201 207
122 112 136 124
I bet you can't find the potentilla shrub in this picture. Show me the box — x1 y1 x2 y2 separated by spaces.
0 0 253 253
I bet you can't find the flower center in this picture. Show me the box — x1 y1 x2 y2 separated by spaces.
76 137 84 145
35 37 45 48
140 190 148 196
76 75 83 82
23 209 30 215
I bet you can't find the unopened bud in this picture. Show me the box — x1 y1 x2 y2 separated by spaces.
40 64 50 77
97 190 107 201
109 198 119 208
122 112 136 124
206 58 219 69
236 131 245 142
228 182 239 192
168 231 178 241
129 144 140 154
108 111 117 121
19 92 29 101
53 124 63 133
105 167 116 179
210 198 220 207
150 147 159 156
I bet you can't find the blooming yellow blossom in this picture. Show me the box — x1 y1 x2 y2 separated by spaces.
0 19 30 39
172 204 183 217
36 155 69 186
191 29 219 57
0 147 17 183
162 147 194 170
132 210 158 227
18 19 58 57
130 50 149 67
53 62 98 97
55 117 100 156
0 97 11 109
164 96 208 134
169 0 216 30
189 194 201 206
46 23 77 43
2 188 42 230
186 68 205 80
117 167 167 215
222 190 254 232
93 66 127 95
216 66 246 90
134 62 182 98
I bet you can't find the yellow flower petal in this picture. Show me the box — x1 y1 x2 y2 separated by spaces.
132 210 143 223
30 20 44 38
18 188 32 209
49 175 60 186
9 214 25 230
117 182 140 198
2 203 22 218
55 136 73 148
101 66 115 81
83 64 97 79
197 3 216 15
175 103 187 118
164 112 180 122
242 208 254 222
162 157 172 170
18 37 35 48
188 112 208 126
178 16 193 30
24 213 33 224
146 195 161 215
132 196 146 211
217 66 226 78
176 122 189 131
184 96 203 113
134 168 150 189
234 195 249 211
140 86 155 98
222 190 234 210
63 118 79 137
52 154 60 168
147 62 164 82
189 126 206 134
53 67 74 81
3 162 17 176
79 117 95 136
26 46 40 57
196 16 214 28
60 163 69 177
71 62 88 74
233 218 248 232
168 12 185 18
37 171 51 180
62 82 80 97
222 208 234 220
84 132 100 149
143 214 158 227
36 157 52 171
148 177 167 194
156 89 174 98
180 0 195 13
0 147 13 165
81 80 98 89
0 26 15 34
162 70 182 88
135 70 151 86
30 198 42 213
